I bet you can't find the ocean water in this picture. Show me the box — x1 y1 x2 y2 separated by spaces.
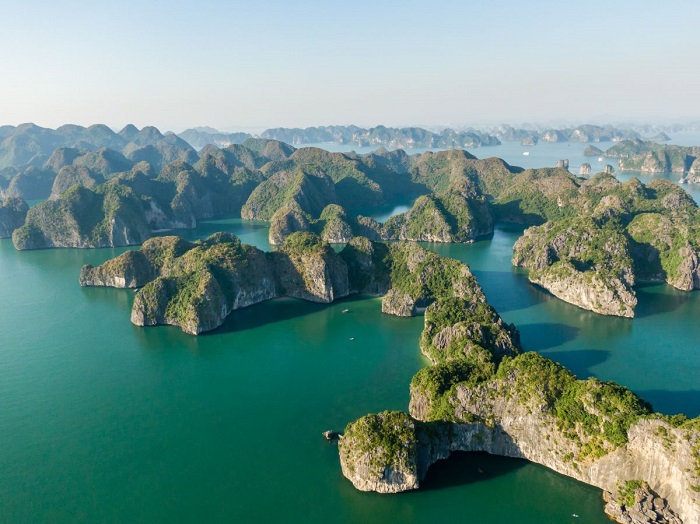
2 213 699 522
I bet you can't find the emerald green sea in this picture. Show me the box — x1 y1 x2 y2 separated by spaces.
2 217 699 523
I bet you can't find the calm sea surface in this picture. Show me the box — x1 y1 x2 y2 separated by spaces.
2 135 700 522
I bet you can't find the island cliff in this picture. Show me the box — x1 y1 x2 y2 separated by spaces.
80 232 483 334
604 140 700 174
510 175 700 316
338 267 700 524
0 197 28 238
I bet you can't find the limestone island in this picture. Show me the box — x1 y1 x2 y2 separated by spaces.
604 140 700 174
337 257 700 524
80 232 486 334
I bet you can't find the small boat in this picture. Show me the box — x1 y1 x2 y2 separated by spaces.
598 157 603 162
342 308 349 313
572 514 579 518
523 151 530 156
349 337 355 341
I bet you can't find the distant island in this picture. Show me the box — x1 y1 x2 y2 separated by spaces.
600 139 700 176
174 122 700 151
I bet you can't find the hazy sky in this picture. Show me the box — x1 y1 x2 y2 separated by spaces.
1 0 698 131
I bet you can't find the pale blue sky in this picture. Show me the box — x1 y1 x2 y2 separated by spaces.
0 0 698 131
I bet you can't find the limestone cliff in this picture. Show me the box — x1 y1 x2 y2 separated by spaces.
270 232 350 303
82 232 352 334
0 197 28 238
380 242 486 317
513 217 637 317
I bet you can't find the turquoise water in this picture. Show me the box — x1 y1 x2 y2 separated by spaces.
4 134 699 522
0 220 624 523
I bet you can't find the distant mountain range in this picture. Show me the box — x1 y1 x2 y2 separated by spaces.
174 122 700 151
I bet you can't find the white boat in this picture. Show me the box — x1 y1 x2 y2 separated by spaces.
523 151 529 156
598 157 603 162
342 308 349 313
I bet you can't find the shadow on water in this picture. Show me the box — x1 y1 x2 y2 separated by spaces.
634 284 691 318
517 323 580 351
208 294 371 336
636 390 700 418
421 451 527 492
470 270 544 314
542 349 611 379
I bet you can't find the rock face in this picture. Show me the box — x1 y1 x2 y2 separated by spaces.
271 233 349 303
603 482 682 524
556 159 569 169
513 218 637 317
604 164 616 175
0 197 28 238
580 163 592 175
339 411 421 493
381 289 416 317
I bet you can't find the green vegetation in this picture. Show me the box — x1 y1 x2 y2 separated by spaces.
617 480 645 507
496 353 652 458
387 243 481 305
342 411 417 476
411 360 492 421
420 297 520 364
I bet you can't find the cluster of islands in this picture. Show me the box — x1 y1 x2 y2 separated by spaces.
1 122 699 523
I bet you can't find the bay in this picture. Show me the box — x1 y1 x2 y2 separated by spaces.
3 131 700 521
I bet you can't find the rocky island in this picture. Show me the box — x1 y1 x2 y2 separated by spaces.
337 257 700 524
510 175 700 316
604 139 700 174
80 232 486 334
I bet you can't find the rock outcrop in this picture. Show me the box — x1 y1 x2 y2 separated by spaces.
603 481 682 524
0 197 28 238
584 145 605 157
513 217 637 317
580 162 592 175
